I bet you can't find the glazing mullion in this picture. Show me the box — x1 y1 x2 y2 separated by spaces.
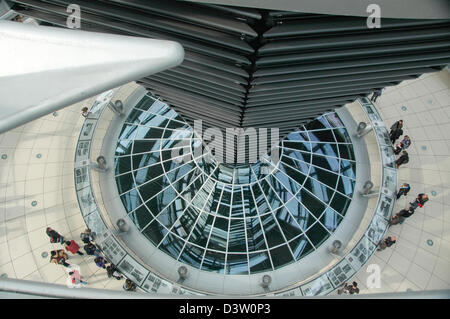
137 165 200 232
156 172 212 249
281 144 356 163
198 185 226 270
249 165 275 270
241 186 251 274
177 177 218 260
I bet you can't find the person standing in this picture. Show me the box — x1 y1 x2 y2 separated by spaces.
123 279 137 292
389 120 403 144
410 193 429 210
377 236 396 251
94 256 108 269
396 183 411 199
395 151 409 168
338 282 359 295
64 240 84 256
84 242 101 257
80 229 94 244
50 250 70 267
370 89 382 102
390 207 414 225
46 227 65 244
69 269 87 285
394 135 411 155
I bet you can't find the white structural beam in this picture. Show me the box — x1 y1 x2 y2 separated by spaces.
0 20 184 134
1 278 449 299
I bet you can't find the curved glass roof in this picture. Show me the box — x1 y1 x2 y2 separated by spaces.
114 93 356 275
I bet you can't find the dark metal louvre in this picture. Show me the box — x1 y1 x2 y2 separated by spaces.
10 0 450 162
253 51 450 77
263 16 450 38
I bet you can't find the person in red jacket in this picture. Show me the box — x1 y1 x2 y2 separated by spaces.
64 240 84 256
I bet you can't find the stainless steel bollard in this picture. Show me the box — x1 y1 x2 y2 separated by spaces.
330 240 342 254
361 181 374 195
97 156 107 170
356 122 373 137
116 218 129 232
178 266 188 283
108 100 123 115
262 275 272 289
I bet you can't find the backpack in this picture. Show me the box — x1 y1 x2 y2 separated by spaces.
84 244 95 255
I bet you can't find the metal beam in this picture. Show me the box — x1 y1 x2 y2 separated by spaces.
182 0 450 19
0 20 184 134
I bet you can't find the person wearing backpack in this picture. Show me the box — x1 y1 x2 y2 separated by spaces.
46 227 65 244
69 269 87 285
370 88 382 102
123 279 137 292
338 282 359 295
389 120 403 144
50 250 70 267
389 207 414 225
84 242 101 257
64 240 84 256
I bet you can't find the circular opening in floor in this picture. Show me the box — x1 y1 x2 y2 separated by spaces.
113 94 357 275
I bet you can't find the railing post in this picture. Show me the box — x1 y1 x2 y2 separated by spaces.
360 180 378 197
355 122 373 137
108 100 123 115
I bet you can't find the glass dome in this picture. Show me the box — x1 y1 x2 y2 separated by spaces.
114 93 356 275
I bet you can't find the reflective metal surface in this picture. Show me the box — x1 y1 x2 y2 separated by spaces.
114 93 356 274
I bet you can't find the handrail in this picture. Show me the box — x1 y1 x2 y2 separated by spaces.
1 277 448 299
0 278 164 299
